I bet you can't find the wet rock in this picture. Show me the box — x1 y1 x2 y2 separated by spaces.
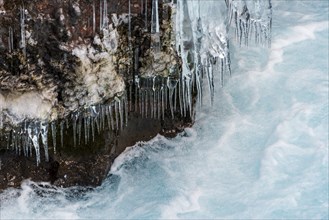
0 0 194 191
0 109 194 191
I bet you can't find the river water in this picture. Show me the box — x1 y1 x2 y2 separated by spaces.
1 1 328 219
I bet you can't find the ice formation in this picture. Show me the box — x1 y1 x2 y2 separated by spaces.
136 0 272 117
0 0 272 165
0 94 128 166
227 0 272 46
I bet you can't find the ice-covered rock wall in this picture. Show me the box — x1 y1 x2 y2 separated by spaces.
0 0 272 166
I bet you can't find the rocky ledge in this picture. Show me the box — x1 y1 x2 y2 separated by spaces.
0 0 193 191
0 110 193 191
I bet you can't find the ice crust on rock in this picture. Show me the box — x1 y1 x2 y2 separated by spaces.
71 44 125 108
0 0 273 165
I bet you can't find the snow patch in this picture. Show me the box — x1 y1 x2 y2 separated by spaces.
0 91 52 128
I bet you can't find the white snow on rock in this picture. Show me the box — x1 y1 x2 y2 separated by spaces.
0 91 53 128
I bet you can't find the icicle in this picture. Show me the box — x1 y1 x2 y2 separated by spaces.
157 89 161 120
95 116 100 134
114 99 119 130
23 124 29 157
109 104 115 130
227 0 272 47
174 0 181 55
77 115 82 145
181 0 194 51
152 77 157 119
98 107 102 132
51 121 57 153
113 97 122 130
151 0 161 52
85 116 91 142
102 0 108 30
161 84 165 119
28 137 33 157
186 77 192 117
28 123 41 166
181 76 187 117
90 106 100 134
145 90 149 118
91 116 95 142
124 94 129 126
134 48 139 73
206 57 214 104
8 27 13 53
92 2 96 35
22 133 28 157
145 0 148 30
150 90 154 118
4 134 9 150
106 104 111 131
167 77 178 119
153 90 157 119
12 130 18 154
101 105 106 131
60 121 64 148
83 117 87 144
18 130 23 156
135 86 139 113
194 4 203 107
227 44 232 76
99 0 103 32
177 79 182 117
72 112 78 148
129 82 133 112
40 122 49 162
164 82 168 113
141 89 144 117
128 0 132 42
20 6 26 59
66 118 69 130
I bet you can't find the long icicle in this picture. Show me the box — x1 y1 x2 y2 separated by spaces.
8 27 13 53
128 0 132 43
20 6 26 59
99 0 103 32
151 0 161 52
92 2 96 35
145 0 148 30
103 0 108 30
51 121 57 153
28 123 41 166
40 122 49 162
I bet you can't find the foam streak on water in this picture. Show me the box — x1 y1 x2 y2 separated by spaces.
0 1 328 219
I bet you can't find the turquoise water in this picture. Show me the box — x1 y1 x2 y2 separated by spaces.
1 1 328 219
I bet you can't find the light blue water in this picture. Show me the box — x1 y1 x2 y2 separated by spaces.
1 1 328 219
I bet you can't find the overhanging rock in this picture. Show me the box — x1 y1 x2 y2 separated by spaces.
0 0 272 189
0 0 186 189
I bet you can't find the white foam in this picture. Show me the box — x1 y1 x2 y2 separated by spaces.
266 21 328 72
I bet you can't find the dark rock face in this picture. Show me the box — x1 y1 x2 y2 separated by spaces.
0 0 180 128
0 0 191 191
1 0 127 128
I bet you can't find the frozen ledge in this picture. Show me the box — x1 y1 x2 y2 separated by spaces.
0 0 272 189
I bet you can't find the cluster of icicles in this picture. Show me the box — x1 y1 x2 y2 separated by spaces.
134 0 273 116
1 0 272 165
0 95 128 165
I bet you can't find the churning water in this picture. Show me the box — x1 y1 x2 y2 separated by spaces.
1 1 328 219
